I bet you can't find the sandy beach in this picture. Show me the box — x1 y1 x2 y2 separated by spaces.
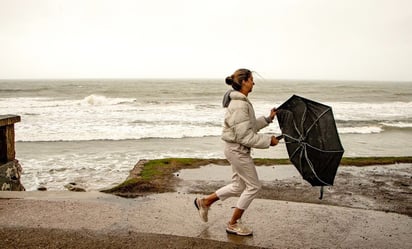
1 162 411 248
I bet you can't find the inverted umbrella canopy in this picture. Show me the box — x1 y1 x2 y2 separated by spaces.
277 95 344 190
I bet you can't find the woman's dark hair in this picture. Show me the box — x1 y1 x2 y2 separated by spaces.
225 68 252 91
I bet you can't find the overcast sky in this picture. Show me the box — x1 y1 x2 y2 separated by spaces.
0 0 411 81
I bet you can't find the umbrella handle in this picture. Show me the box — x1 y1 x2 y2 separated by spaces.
319 186 324 200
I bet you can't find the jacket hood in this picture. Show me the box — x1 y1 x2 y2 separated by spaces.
222 90 247 107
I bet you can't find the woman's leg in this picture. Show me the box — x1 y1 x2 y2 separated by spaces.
229 208 244 225
223 144 261 226
196 169 246 223
226 159 259 236
202 192 219 207
233 154 261 211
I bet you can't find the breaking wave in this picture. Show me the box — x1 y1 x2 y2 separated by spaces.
2 83 411 142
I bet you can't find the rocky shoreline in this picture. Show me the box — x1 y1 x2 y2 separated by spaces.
0 159 25 191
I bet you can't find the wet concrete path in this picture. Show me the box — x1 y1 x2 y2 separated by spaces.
0 191 410 248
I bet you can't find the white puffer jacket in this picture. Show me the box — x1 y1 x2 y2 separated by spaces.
221 91 272 149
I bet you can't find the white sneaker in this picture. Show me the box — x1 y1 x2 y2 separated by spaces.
226 220 253 236
194 198 209 222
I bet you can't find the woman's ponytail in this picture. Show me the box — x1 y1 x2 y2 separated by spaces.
225 72 245 91
225 76 234 86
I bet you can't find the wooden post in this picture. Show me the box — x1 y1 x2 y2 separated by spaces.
0 115 21 164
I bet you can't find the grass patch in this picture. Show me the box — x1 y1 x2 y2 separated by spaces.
101 156 412 197
339 156 412 166
140 158 227 180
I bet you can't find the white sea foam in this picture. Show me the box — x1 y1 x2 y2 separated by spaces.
332 101 412 121
80 94 135 106
2 95 411 142
338 126 383 134
381 121 412 128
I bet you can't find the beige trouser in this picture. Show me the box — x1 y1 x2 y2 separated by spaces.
215 142 262 210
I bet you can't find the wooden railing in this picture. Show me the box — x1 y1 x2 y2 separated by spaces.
0 115 21 164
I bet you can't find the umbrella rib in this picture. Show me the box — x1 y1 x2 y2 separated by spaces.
303 144 332 186
289 141 301 159
282 117 303 146
305 108 331 137
292 117 302 139
305 143 345 153
283 134 343 153
282 133 303 171
300 105 307 136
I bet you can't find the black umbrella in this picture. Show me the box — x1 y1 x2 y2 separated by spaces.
276 95 344 199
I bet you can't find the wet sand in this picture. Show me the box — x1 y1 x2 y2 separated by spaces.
177 163 412 217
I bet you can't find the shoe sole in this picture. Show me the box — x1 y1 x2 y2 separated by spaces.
194 198 208 222
194 198 200 210
226 228 253 236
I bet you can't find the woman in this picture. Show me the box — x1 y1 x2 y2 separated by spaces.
194 68 279 236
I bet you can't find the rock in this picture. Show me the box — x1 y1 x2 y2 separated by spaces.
64 182 86 192
0 159 25 191
37 185 47 191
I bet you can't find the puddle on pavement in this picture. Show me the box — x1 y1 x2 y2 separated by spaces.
175 164 300 181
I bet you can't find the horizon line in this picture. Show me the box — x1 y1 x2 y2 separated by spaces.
0 77 411 83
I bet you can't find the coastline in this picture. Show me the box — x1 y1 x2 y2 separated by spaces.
15 129 412 192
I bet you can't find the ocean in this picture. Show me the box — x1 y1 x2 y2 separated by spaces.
1 79 411 191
